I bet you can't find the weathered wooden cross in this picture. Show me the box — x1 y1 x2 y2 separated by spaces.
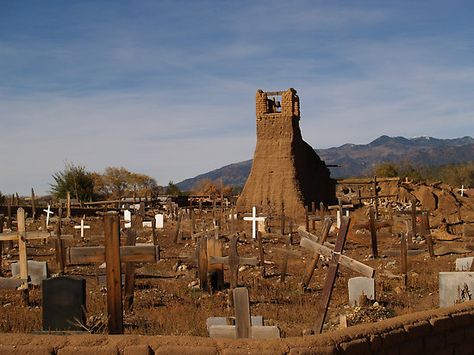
66 213 160 334
210 236 258 289
243 206 266 240
352 207 392 258
208 287 280 339
299 216 375 333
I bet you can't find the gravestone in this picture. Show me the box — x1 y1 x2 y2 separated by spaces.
124 210 132 228
455 257 474 271
12 260 48 286
142 221 152 228
348 276 375 307
439 272 474 307
42 276 86 331
155 214 164 229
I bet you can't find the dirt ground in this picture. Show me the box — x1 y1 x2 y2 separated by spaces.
1 194 473 337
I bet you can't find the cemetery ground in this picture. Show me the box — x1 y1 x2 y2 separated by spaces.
0 196 474 339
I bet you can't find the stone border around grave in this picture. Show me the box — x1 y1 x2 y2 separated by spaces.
1 300 474 354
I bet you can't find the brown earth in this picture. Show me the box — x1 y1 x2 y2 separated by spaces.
1 188 473 338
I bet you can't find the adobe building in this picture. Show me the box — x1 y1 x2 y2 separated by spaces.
236 88 335 221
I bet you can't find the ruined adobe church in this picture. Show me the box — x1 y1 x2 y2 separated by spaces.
236 88 335 220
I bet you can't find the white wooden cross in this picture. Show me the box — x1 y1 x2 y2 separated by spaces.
243 206 266 239
74 218 91 239
458 185 466 197
43 205 54 228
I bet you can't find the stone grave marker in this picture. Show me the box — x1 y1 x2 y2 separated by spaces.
12 260 48 286
155 214 164 229
42 276 86 331
142 221 152 228
124 210 132 228
348 276 375 307
455 257 474 271
439 272 474 307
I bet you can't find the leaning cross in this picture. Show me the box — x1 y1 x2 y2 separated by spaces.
43 205 54 228
73 218 91 239
243 206 266 240
299 216 375 333
66 213 160 334
210 235 258 289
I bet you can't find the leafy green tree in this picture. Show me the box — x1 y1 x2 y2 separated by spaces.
50 163 95 202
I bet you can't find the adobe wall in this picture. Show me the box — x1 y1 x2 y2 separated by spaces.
1 301 473 354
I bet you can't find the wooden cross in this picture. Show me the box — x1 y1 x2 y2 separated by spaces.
210 236 258 289
243 206 266 240
272 235 301 282
458 185 466 197
43 205 54 228
299 216 375 333
208 287 280 339
74 218 91 239
352 207 392 258
66 213 160 334
300 217 333 288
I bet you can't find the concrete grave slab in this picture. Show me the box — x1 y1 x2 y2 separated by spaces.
455 257 474 271
439 272 474 307
348 276 375 307
12 260 48 286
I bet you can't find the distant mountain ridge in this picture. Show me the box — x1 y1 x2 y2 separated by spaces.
176 135 474 191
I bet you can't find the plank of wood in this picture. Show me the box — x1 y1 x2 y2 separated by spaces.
104 214 123 334
233 287 251 338
67 245 160 264
124 228 137 312
300 238 374 278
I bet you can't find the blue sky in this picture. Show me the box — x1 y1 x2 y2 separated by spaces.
1 1 473 195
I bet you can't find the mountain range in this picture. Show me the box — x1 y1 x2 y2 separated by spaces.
176 135 474 191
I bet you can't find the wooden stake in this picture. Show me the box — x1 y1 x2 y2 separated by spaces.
17 208 29 306
400 232 408 287
31 188 36 220
124 228 137 312
233 287 251 339
305 206 309 232
55 208 65 274
257 231 265 277
368 207 378 258
301 217 332 288
280 235 291 282
173 212 182 244
421 212 434 258
313 217 350 334
104 213 123 334
66 191 71 218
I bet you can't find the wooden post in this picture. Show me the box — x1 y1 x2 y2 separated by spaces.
17 208 29 306
66 191 71 218
55 208 65 274
280 202 285 235
301 217 332 288
104 213 123 334
421 212 434 258
233 287 251 339
373 176 379 219
0 215 3 274
313 217 351 333
173 212 182 244
311 202 316 231
0 214 4 233
197 236 209 291
7 198 12 230
124 228 137 312
151 219 158 246
368 207 378 258
190 207 195 235
280 235 291 282
31 188 36 220
409 197 417 247
257 231 265 278
400 232 408 287
305 206 309 232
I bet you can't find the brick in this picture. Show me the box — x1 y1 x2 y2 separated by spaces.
338 338 370 355
288 347 336 355
0 345 53 355
429 316 455 334
58 346 118 355
399 338 423 355
451 312 473 328
454 342 474 355
424 334 446 352
123 345 152 355
381 328 406 348
154 346 217 355
446 329 465 346
404 320 432 338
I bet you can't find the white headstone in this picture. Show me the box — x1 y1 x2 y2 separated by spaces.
124 210 132 228
155 214 164 229
348 277 375 307
12 260 48 286
142 221 152 228
439 272 474 307
455 257 474 271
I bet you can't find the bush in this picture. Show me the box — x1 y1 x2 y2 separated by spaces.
50 163 95 202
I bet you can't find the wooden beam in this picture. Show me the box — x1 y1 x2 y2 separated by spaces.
234 287 251 338
67 245 160 264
